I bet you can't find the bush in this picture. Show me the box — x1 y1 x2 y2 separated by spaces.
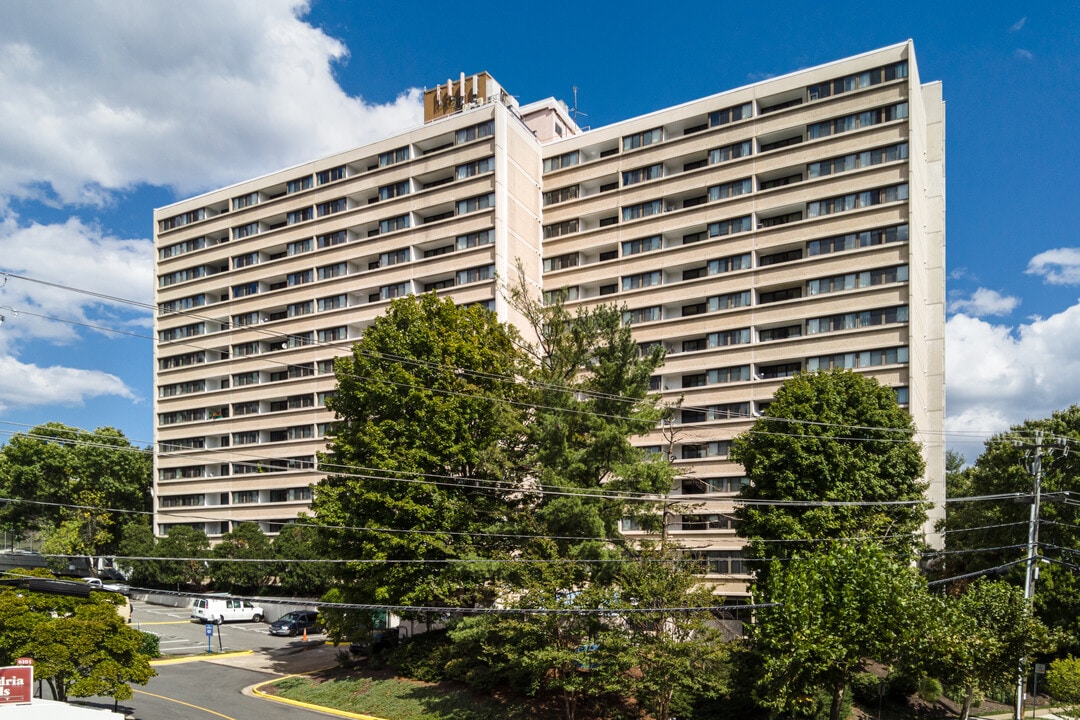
918 677 943 703
851 672 884 704
138 631 160 659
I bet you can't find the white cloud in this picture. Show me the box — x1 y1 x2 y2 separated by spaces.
946 288 1019 317
0 0 424 205
1014 48 1034 61
0 354 135 411
946 303 1080 452
1026 247 1080 285
0 212 153 349
1011 17 1027 32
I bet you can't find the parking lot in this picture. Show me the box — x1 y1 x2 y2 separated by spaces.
130 598 330 655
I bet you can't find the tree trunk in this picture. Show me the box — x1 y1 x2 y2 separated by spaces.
830 683 846 720
959 689 974 720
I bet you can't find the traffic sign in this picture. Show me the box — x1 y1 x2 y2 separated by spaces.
205 624 214 637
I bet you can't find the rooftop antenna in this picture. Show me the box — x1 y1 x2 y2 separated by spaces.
571 86 588 127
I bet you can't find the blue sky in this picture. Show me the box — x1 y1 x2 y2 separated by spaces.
0 0 1078 461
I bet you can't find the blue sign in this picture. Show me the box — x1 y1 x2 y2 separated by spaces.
205 624 214 637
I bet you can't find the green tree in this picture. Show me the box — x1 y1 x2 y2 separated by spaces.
926 579 1050 720
155 525 210 589
936 406 1080 650
731 369 928 581
314 293 530 609
209 522 275 593
0 571 155 702
0 423 152 562
508 281 675 584
117 519 161 587
273 520 333 596
752 543 933 720
1046 656 1080 720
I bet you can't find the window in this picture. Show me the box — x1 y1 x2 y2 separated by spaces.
233 222 260 239
807 184 909 217
457 157 495 180
317 230 347 248
159 237 206 259
543 287 579 304
287 270 312 286
317 198 347 217
709 365 751 384
806 305 909 334
286 176 313 194
622 199 662 222
380 283 407 300
457 230 493 249
617 236 661 258
806 346 909 371
707 216 752 237
709 178 752 201
159 380 205 397
232 192 259 210
287 207 313 224
269 487 312 503
159 351 205 370
543 184 579 205
318 326 347 342
158 408 207 425
808 142 909 178
759 362 801 379
318 359 336 374
623 164 663 186
378 180 410 201
895 386 910 404
456 265 495 285
318 262 347 280
455 120 494 144
317 166 346 185
158 294 206 314
708 328 750 347
543 151 578 172
691 550 747 575
287 238 312 255
807 265 908 296
709 141 752 164
233 401 259 416
425 278 455 292
806 101 908 140
709 102 752 127
709 253 752 274
318 294 346 311
622 306 661 325
231 342 258 357
708 403 750 420
543 253 578 272
808 224 908 256
158 322 205 341
233 253 258 269
287 301 313 318
158 265 209 287
806 60 908 101
158 208 205 232
543 219 578 239
232 490 259 504
622 271 661 291
759 324 801 342
160 494 205 507
456 193 494 215
159 437 206 452
623 128 662 151
379 146 409 166
380 248 410 267
682 373 707 388
379 215 410 234
708 291 751 311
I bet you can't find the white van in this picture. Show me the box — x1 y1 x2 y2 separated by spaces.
190 597 265 624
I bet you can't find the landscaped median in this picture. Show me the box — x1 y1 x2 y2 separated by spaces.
251 668 535 720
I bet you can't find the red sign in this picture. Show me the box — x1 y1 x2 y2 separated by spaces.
0 666 33 704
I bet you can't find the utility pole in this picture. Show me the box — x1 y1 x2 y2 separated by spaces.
1014 431 1044 720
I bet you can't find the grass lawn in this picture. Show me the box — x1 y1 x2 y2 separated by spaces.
268 669 539 720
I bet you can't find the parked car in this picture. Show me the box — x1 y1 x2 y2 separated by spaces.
82 577 131 595
190 597 264 624
268 610 320 636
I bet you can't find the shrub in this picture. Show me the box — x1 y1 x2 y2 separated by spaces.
139 631 160 658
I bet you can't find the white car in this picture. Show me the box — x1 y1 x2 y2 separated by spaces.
82 577 130 595
190 597 265 624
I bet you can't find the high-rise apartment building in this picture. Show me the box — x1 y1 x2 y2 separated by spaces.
154 41 944 597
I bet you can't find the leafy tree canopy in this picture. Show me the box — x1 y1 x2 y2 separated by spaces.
731 369 928 569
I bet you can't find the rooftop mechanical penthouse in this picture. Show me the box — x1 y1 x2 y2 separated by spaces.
153 41 944 597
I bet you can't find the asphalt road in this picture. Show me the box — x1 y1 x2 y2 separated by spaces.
62 598 352 719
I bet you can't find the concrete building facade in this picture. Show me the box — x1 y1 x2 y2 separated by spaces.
153 42 944 596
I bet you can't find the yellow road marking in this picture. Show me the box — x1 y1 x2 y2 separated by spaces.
134 688 237 719
151 650 253 666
